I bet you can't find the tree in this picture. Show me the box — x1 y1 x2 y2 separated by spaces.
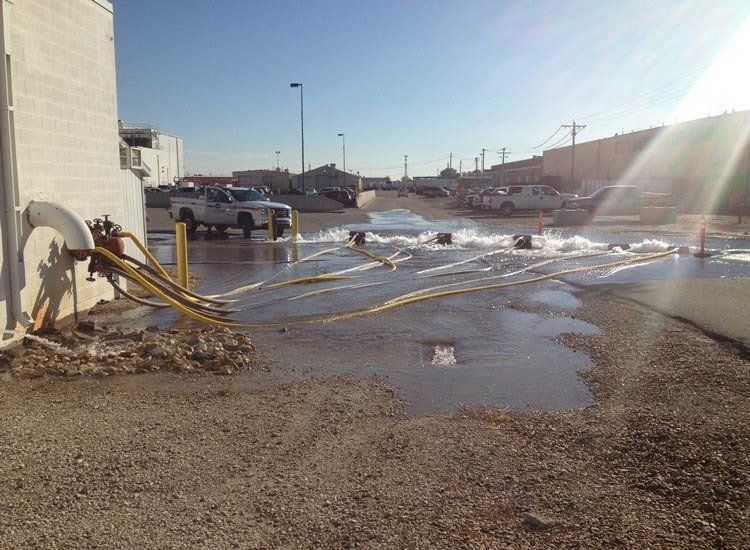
440 167 458 178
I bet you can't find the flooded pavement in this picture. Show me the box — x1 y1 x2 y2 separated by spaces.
129 209 750 415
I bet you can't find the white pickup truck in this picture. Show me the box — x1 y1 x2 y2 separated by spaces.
170 186 292 237
488 185 577 217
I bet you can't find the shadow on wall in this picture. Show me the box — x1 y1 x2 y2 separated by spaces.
2 206 77 340
30 239 72 331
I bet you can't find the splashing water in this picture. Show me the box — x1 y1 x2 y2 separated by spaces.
2 330 75 356
431 345 457 366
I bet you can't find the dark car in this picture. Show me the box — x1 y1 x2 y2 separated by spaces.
567 185 670 216
422 186 450 198
282 188 307 195
317 189 356 207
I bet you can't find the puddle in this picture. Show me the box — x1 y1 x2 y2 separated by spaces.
526 287 582 310
100 208 750 415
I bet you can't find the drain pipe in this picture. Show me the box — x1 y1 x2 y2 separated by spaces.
0 3 32 327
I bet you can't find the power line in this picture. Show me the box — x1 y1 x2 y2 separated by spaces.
358 155 449 172
579 65 708 122
545 130 572 149
582 88 693 125
532 126 564 149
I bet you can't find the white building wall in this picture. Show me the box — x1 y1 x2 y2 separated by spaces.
138 133 184 187
120 169 146 262
1 0 129 337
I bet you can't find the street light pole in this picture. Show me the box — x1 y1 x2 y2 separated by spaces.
290 83 304 191
337 133 346 188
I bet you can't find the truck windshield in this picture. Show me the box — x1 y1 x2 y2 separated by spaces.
229 189 268 202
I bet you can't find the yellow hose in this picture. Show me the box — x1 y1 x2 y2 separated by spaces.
288 280 390 301
390 251 610 304
119 231 172 280
95 247 236 327
416 241 517 275
220 244 348 296
346 241 397 271
262 274 355 289
237 248 677 328
119 231 229 304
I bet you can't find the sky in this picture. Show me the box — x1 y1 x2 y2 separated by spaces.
113 0 750 179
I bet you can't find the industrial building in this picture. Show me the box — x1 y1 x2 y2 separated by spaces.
542 110 750 212
232 168 294 193
180 176 237 187
119 121 184 187
293 164 360 192
413 176 456 191
361 177 392 190
0 0 147 343
486 157 543 185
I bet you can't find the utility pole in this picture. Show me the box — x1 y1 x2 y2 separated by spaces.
498 147 511 164
481 148 487 173
404 155 408 180
474 156 479 174
449 152 453 190
562 120 586 190
337 133 346 187
289 82 304 191
459 159 462 176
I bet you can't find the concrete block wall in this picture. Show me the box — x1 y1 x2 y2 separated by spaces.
1 0 124 334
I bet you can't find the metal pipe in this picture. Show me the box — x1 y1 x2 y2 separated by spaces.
0 4 31 327
27 201 95 251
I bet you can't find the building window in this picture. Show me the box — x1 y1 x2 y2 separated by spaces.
131 148 142 168
119 145 129 168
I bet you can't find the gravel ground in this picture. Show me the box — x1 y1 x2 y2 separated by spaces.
1 292 748 548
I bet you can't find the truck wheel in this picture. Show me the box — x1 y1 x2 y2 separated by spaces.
239 214 254 238
180 211 197 233
499 202 514 218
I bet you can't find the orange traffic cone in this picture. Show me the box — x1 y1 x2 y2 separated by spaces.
536 210 544 236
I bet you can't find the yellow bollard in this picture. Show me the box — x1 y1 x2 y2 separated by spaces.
175 222 189 289
267 211 276 241
291 210 300 238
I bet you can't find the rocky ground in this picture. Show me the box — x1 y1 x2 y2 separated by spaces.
0 325 264 378
1 292 748 548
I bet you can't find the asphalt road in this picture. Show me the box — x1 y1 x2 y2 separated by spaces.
594 278 750 350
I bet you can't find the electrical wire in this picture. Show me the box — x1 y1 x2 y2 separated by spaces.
545 130 573 149
532 126 564 149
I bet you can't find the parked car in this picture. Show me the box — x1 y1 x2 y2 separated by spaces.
566 185 671 217
422 186 450 198
316 189 356 207
282 188 307 195
480 187 509 209
488 185 577 217
463 187 497 207
170 186 292 237
397 188 409 197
